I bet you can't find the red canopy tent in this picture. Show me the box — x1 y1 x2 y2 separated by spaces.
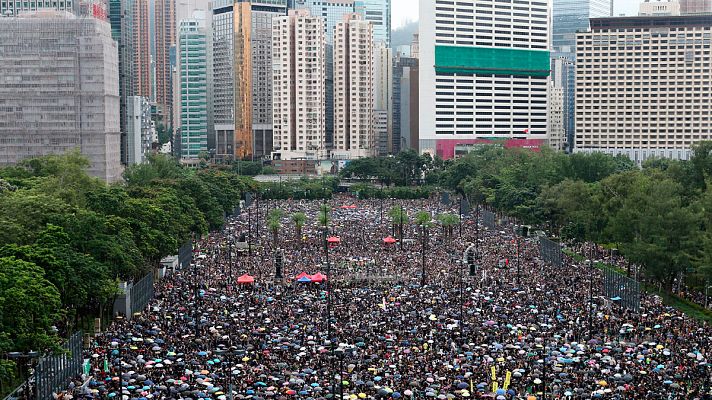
310 272 328 283
383 236 397 245
295 271 311 280
339 205 357 209
327 236 341 245
237 274 255 284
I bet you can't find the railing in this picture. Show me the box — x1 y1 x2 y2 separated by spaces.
603 266 641 312
482 210 496 229
539 237 563 267
35 332 83 400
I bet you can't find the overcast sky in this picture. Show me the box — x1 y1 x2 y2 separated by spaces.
392 0 642 29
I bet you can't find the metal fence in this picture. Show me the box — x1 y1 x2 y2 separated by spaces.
35 332 83 400
603 267 641 312
482 210 496 229
178 240 192 269
460 198 470 217
539 237 563 267
130 273 155 316
440 192 451 206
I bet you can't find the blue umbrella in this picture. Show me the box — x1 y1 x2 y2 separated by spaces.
392 392 401 398
496 389 505 395
198 351 208 356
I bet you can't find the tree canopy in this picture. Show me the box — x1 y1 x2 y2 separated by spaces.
0 153 255 370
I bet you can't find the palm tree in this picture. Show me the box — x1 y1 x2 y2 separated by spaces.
319 204 331 230
389 206 408 238
292 212 306 240
415 210 432 227
268 209 284 245
438 213 459 239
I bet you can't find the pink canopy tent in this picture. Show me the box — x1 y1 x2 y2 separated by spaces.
295 271 311 280
310 272 328 283
237 274 255 284
383 236 397 245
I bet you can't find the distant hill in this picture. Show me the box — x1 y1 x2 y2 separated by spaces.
392 21 418 48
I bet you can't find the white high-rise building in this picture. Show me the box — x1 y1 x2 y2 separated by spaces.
271 9 326 160
418 0 551 159
575 14 712 164
333 13 375 159
0 11 123 182
374 43 393 154
126 96 153 164
548 83 565 152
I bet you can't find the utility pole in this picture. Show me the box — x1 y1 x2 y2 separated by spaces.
459 195 463 238
420 224 427 287
399 204 404 252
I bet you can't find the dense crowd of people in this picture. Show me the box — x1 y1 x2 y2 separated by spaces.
66 195 710 399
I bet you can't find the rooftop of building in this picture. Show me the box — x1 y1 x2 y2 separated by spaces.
589 13 712 29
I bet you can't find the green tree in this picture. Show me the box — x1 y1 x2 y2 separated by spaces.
437 213 459 238
267 209 284 245
292 212 306 240
318 204 331 230
604 173 700 288
0 257 62 352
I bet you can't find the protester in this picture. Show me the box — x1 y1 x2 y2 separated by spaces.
69 195 710 400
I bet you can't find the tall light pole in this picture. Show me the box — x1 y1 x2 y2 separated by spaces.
458 195 463 238
457 259 464 336
588 258 594 339
420 223 427 287
399 204 404 252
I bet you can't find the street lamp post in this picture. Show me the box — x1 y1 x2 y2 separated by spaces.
459 196 463 238
457 259 464 335
248 205 253 257
516 232 521 285
399 204 404 252
256 193 260 243
420 223 427 287
588 258 594 339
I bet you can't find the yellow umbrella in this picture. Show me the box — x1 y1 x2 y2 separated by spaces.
359 394 367 399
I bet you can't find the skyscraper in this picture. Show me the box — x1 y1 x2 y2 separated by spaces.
289 0 354 150
134 0 152 98
552 0 611 151
393 54 418 152
126 96 153 164
154 0 175 121
211 0 234 157
679 0 712 13
246 0 288 159
374 43 393 154
354 0 390 46
211 0 286 160
0 11 122 181
333 13 374 159
575 14 712 164
271 9 326 160
0 0 77 15
419 0 550 159
178 12 209 158
109 0 132 164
